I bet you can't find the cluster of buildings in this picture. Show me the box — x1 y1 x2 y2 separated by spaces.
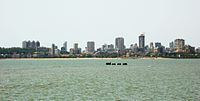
168 39 195 53
21 33 200 57
22 40 40 49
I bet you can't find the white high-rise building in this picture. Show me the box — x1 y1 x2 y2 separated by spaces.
63 41 67 51
22 41 27 48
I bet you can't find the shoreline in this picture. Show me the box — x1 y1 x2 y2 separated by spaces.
0 58 123 60
0 57 185 60
1 56 200 60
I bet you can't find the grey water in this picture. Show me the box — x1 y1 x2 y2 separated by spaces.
0 59 200 100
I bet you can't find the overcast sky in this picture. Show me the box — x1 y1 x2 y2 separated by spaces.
0 0 200 50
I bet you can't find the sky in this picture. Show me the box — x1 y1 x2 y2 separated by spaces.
0 0 200 50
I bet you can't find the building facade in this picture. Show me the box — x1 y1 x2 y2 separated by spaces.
174 39 185 52
130 43 139 52
63 41 67 52
196 47 200 53
51 44 56 56
185 45 195 53
87 41 95 53
70 43 81 54
22 40 40 49
155 42 162 48
139 33 145 49
51 44 60 56
149 42 154 53
102 44 114 53
115 37 125 51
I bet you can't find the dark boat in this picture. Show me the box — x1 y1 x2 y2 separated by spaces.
106 62 127 66
112 63 116 65
117 63 121 65
123 63 128 65
106 62 111 65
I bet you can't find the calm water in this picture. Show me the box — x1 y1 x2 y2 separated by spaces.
0 59 200 100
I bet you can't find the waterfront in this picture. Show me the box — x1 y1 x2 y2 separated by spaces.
0 59 200 100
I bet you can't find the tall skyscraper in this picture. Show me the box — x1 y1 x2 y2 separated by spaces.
22 41 27 48
27 40 31 48
51 44 56 56
31 41 36 48
169 41 174 49
87 41 95 53
36 41 40 48
74 43 78 50
63 41 67 51
73 43 81 54
115 37 125 51
139 33 145 49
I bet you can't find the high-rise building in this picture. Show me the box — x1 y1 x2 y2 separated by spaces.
73 43 81 54
87 41 95 53
174 39 185 52
32 41 36 48
133 43 139 52
108 44 114 50
22 41 27 48
51 44 56 56
115 37 125 51
36 41 40 48
130 43 138 52
102 44 107 51
168 41 175 53
74 43 78 50
139 33 145 49
155 42 162 48
22 40 40 49
185 45 195 53
102 44 114 52
169 41 174 49
61 42 67 54
149 42 154 52
27 40 31 48
50 44 60 56
150 42 154 49
63 41 67 51
196 47 200 53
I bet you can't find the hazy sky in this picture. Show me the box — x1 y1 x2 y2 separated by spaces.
0 0 200 50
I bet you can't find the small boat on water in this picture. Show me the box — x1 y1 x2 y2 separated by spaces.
106 62 128 65
106 62 111 65
122 63 128 65
112 63 116 65
117 63 121 65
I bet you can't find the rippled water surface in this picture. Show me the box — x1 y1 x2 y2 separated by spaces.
0 59 200 100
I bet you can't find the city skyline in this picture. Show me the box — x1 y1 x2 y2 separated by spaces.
1 0 200 49
20 35 197 53
0 34 199 51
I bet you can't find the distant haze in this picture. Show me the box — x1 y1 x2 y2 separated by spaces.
0 0 200 50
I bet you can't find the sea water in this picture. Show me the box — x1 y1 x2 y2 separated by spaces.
0 59 200 100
